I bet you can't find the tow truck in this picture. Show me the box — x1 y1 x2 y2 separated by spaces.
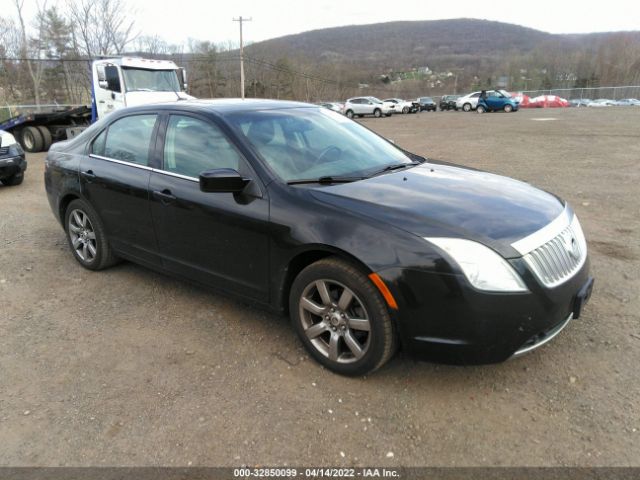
0 57 191 152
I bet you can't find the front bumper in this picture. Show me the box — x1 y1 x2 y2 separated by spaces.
377 258 592 365
0 155 27 179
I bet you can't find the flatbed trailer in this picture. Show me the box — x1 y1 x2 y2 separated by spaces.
0 105 91 153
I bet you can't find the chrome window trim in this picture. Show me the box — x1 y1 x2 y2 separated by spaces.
511 204 573 256
151 168 198 182
88 154 152 171
88 154 199 182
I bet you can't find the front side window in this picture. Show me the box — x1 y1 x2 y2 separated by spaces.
103 114 157 165
230 107 412 182
163 115 244 178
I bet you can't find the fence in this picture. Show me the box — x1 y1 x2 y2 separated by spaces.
519 86 640 101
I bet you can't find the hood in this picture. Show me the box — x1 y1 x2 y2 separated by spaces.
309 162 564 257
124 91 194 106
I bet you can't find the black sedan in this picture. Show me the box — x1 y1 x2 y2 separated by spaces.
44 100 593 376
0 130 27 186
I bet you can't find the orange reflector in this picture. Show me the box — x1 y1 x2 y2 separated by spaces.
368 273 398 310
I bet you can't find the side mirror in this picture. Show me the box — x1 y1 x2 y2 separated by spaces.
96 65 106 82
199 168 250 193
179 67 188 91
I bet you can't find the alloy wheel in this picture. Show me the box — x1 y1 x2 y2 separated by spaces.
299 279 371 364
68 209 97 262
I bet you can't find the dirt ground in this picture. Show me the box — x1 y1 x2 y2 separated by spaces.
0 107 639 467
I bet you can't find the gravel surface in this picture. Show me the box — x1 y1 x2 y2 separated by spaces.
0 106 638 466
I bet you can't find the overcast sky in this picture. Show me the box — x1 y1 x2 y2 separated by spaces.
4 0 639 46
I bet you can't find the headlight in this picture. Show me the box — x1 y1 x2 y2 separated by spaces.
424 237 528 292
1 132 18 147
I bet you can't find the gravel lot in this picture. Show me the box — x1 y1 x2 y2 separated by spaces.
0 107 639 467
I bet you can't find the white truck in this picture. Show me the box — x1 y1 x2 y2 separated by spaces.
1 57 192 152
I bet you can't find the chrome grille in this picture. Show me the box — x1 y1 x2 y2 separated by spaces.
522 215 587 288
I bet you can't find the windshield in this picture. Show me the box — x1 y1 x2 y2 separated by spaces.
497 90 511 98
228 107 412 183
368 97 383 104
122 68 181 92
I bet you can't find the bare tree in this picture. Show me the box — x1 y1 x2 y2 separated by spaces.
14 0 48 107
66 0 138 57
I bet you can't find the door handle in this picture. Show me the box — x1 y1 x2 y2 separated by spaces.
81 170 96 181
153 189 177 205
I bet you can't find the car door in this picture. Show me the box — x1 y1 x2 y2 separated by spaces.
149 113 270 302
81 113 160 264
485 91 502 110
351 99 364 115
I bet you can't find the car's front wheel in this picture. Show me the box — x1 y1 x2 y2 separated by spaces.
504 104 513 113
345 110 354 119
402 106 409 114
64 199 119 271
463 103 472 112
290 258 397 376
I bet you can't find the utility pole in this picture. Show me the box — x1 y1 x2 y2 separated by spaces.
233 16 252 99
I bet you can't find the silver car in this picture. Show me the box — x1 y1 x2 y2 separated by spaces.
343 97 396 118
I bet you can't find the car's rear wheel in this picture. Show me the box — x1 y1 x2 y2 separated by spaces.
345 110 354 119
64 199 119 271
402 107 409 114
477 105 486 113
373 108 382 118
504 104 513 113
463 103 472 112
290 258 397 376
1 173 24 186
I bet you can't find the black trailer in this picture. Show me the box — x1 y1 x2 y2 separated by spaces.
0 105 91 153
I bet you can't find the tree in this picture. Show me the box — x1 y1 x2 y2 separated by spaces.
14 0 48 107
66 0 137 57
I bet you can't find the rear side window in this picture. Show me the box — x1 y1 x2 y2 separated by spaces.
91 129 107 156
103 114 157 165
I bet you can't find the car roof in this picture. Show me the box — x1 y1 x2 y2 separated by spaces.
118 98 316 115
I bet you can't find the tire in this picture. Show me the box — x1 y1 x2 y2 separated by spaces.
21 126 44 153
463 103 472 112
373 108 382 118
289 257 397 376
1 173 24 186
477 105 486 113
504 104 513 113
37 126 52 150
402 107 409 114
345 110 354 119
64 199 119 271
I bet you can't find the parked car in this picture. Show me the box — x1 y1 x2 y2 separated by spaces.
456 91 483 111
383 98 418 114
525 95 569 109
587 99 616 107
0 130 27 186
439 95 460 111
416 97 437 112
615 98 640 106
318 102 344 113
44 100 593 376
476 90 519 113
343 97 395 118
569 99 591 107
